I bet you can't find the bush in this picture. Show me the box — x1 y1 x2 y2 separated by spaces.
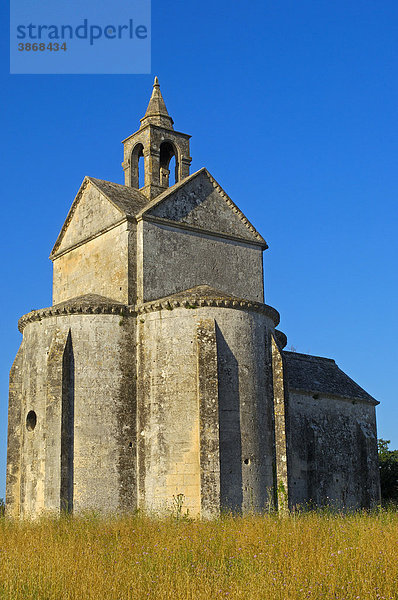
378 439 398 503
0 498 5 517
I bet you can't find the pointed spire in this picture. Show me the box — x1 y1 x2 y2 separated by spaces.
140 76 174 129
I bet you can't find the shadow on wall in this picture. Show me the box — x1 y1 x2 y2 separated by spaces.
216 324 243 512
61 332 74 513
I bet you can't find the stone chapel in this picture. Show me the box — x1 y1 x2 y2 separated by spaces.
6 78 380 518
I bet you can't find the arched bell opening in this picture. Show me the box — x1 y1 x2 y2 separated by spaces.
168 155 177 187
159 141 179 188
130 143 144 189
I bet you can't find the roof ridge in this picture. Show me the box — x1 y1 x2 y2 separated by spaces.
87 176 148 202
88 176 127 188
283 351 336 363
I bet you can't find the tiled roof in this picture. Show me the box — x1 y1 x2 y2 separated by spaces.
88 177 148 216
283 351 378 405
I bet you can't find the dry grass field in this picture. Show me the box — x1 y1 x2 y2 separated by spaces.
0 509 397 600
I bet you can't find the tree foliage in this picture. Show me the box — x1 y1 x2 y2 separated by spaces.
378 439 398 502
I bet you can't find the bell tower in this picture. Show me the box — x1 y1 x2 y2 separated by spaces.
122 77 192 199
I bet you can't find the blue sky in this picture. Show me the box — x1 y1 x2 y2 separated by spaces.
0 0 397 500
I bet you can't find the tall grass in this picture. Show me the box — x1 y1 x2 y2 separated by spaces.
0 510 397 599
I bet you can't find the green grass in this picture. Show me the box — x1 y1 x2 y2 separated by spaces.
0 510 397 599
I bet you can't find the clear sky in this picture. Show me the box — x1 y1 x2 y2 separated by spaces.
0 0 397 500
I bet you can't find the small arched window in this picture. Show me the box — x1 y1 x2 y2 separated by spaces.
159 141 179 188
26 410 37 431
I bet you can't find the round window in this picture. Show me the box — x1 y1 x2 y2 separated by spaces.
26 410 37 432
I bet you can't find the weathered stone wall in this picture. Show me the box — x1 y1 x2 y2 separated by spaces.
18 321 49 517
145 170 264 245
196 318 220 518
139 220 264 303
56 183 123 252
214 308 275 513
288 392 380 509
137 304 276 516
6 345 24 517
7 311 137 517
137 307 201 516
52 223 131 305
271 336 290 511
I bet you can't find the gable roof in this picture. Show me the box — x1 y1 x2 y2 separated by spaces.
283 351 378 405
145 284 247 303
138 168 267 248
53 293 125 308
51 168 267 257
51 176 148 257
89 177 148 215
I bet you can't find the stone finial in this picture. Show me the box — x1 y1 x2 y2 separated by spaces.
140 76 174 129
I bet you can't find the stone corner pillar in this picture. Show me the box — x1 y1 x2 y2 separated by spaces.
196 318 220 518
